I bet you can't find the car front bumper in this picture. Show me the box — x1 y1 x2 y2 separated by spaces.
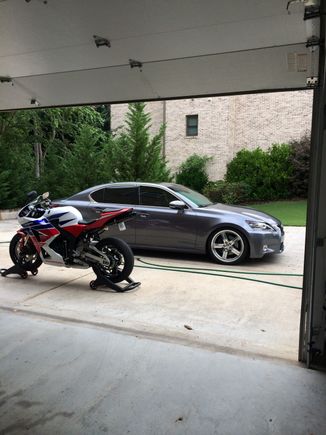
248 227 284 259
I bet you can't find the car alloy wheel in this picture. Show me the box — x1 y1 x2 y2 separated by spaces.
209 228 248 264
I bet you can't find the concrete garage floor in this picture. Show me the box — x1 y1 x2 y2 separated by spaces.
2 220 326 434
1 310 326 435
0 220 303 361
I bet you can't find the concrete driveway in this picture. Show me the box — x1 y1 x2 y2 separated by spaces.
0 220 304 361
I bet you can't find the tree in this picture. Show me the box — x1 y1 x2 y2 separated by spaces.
35 107 107 198
96 104 111 132
109 103 171 182
27 106 104 179
0 112 35 208
58 126 110 197
0 170 10 207
0 106 109 208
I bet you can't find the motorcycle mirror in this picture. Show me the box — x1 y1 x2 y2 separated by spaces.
27 191 38 201
42 192 50 200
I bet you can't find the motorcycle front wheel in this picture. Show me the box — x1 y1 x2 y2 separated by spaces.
9 233 43 271
92 237 134 283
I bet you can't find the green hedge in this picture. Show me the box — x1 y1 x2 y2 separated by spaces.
289 135 310 198
203 180 251 205
225 144 293 201
176 154 211 193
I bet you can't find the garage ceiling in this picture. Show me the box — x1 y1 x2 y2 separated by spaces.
0 0 309 110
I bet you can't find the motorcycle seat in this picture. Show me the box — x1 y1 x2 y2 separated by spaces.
78 218 97 225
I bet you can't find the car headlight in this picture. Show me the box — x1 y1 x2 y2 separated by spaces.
246 220 275 231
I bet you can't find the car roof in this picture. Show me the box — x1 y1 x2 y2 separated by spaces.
68 182 183 199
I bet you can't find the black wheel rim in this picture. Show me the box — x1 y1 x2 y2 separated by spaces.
14 239 39 268
99 245 126 278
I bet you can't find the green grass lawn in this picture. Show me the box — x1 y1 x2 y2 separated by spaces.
244 200 307 226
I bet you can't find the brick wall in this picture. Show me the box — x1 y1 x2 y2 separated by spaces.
111 90 313 180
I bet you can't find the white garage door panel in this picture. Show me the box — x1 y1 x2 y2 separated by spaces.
0 67 155 110
0 0 303 56
0 0 308 110
1 13 304 79
147 45 308 97
0 44 307 110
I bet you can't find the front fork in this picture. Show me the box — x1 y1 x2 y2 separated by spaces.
17 230 27 250
17 229 41 254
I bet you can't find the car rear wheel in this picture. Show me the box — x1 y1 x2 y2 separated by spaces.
208 228 249 265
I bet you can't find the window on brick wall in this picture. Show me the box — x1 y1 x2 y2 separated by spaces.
186 114 198 136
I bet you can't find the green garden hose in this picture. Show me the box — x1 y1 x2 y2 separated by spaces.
0 239 303 290
136 258 303 277
135 258 303 290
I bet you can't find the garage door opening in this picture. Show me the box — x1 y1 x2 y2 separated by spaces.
0 0 325 370
0 90 310 363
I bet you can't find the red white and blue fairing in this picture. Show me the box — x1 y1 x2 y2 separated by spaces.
17 195 133 267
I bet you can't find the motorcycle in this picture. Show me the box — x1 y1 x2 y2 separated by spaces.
6 191 139 291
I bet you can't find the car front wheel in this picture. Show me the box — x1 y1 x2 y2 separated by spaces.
208 228 249 265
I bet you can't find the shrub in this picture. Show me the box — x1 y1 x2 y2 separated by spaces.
204 180 251 205
289 134 310 198
225 144 292 201
176 154 211 193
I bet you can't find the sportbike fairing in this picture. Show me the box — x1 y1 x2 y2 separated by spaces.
3 191 138 291
19 206 132 266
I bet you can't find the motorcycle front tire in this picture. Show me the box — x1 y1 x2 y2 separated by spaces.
92 237 134 283
9 233 43 271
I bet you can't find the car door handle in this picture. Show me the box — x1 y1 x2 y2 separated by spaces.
139 213 150 218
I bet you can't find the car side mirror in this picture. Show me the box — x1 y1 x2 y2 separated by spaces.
169 200 187 210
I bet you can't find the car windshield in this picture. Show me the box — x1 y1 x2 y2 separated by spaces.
168 185 212 207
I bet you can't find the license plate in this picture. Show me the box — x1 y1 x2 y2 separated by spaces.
118 222 126 231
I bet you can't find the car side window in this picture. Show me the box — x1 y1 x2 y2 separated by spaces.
104 187 139 204
90 188 105 202
90 187 139 204
140 186 177 207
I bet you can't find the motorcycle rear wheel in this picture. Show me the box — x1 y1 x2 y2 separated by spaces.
92 237 134 283
9 233 43 271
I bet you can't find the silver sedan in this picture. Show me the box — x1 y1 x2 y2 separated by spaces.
54 182 284 265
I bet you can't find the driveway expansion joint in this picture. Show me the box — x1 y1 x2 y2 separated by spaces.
18 272 93 302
